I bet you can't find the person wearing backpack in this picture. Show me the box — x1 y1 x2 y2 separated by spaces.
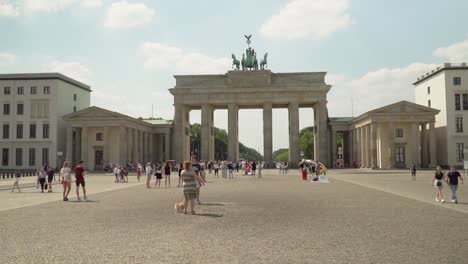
74 160 88 201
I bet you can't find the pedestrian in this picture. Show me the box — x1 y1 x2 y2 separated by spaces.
447 165 464 203
214 162 219 177
191 158 206 205
46 165 54 193
252 162 257 177
181 160 205 215
74 160 88 201
300 160 307 181
258 161 263 178
178 162 183 187
60 161 72 201
124 167 129 183
11 170 21 192
145 162 152 188
136 166 141 182
411 163 417 181
228 162 234 179
433 165 445 203
221 161 228 178
164 161 171 188
113 166 120 183
38 168 46 192
154 163 162 188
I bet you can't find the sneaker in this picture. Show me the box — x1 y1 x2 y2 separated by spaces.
435 198 440 202
48 189 52 193
84 196 88 201
441 199 445 203
454 200 458 204
77 197 81 201
451 199 456 203
64 198 68 201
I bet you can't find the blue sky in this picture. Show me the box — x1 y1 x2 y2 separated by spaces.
1 0 468 153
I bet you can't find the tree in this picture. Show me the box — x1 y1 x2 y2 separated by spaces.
300 126 314 159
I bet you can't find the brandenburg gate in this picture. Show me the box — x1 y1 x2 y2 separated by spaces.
169 70 331 165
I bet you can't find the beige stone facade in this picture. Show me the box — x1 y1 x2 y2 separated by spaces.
330 101 440 169
63 107 172 170
169 70 332 166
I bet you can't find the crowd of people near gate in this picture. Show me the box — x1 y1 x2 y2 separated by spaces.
7 157 465 210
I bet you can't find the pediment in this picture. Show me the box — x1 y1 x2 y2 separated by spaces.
370 101 439 115
64 106 125 119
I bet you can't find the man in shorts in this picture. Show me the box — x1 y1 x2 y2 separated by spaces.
74 160 88 201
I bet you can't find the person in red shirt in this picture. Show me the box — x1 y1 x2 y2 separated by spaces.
74 160 88 201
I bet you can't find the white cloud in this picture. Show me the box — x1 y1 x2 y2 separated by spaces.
24 0 101 12
0 52 17 65
259 0 351 40
103 1 155 30
0 1 19 16
433 38 468 62
44 60 92 84
141 42 230 74
327 63 437 117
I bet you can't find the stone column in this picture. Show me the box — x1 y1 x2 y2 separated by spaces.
148 132 153 162
66 125 73 163
429 121 437 168
201 104 214 161
364 125 371 168
119 126 126 165
145 132 150 162
359 126 365 167
411 123 420 167
288 102 300 164
228 103 239 162
164 132 171 161
420 123 428 168
103 126 110 164
263 103 273 163
370 123 377 168
132 128 137 163
173 104 190 162
137 130 142 163
314 101 330 166
331 129 337 167
81 126 88 166
126 127 132 163
349 130 354 165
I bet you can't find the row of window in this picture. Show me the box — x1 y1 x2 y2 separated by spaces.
2 102 50 118
1 148 48 167
2 123 49 139
456 142 464 162
3 103 24 115
454 93 468 111
4 86 50 95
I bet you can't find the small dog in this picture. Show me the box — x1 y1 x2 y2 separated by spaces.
175 202 185 213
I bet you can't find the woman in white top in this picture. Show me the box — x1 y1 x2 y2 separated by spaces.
60 161 72 201
145 162 152 188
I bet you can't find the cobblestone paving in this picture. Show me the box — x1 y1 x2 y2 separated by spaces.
1 170 467 264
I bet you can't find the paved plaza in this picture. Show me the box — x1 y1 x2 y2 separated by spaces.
0 169 467 264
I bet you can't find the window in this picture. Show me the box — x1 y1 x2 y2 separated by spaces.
4 87 10 94
2 148 8 166
17 87 24 95
16 124 23 139
454 77 461 85
29 124 36 138
396 128 404 138
42 148 49 165
43 86 50 94
17 103 24 115
427 86 430 94
428 100 431 107
30 86 37 94
42 124 49 138
456 143 464 162
96 132 104 141
456 117 463 133
73 94 77 101
3 103 10 115
2 124 9 139
395 146 405 163
73 106 77 112
16 148 22 166
464 94 468 110
29 148 35 166
455 94 461 110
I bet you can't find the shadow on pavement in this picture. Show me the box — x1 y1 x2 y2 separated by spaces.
67 200 100 203
194 213 223 218
200 203 225 206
